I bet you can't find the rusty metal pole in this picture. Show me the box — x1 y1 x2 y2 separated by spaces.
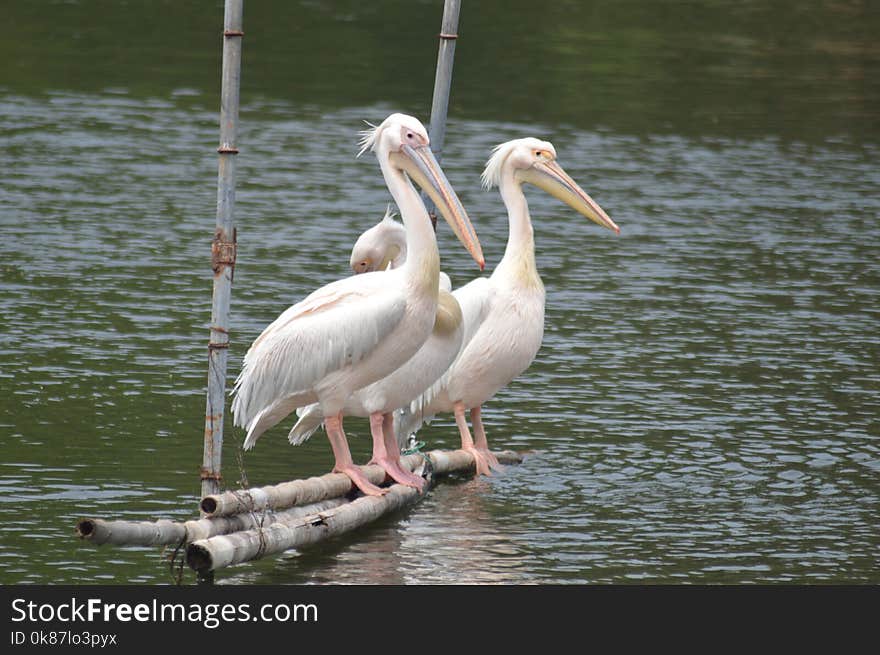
202 0 244 505
422 0 461 227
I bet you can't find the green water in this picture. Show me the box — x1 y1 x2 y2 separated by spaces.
1 1 878 584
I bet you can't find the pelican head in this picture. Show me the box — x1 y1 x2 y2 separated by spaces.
350 206 407 274
360 113 485 269
482 137 619 234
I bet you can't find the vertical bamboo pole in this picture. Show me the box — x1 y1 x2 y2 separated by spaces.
422 0 462 225
202 0 244 504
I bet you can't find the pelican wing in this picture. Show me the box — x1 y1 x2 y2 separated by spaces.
231 273 407 437
288 403 324 446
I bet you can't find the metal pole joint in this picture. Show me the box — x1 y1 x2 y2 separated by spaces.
211 227 237 277
200 467 223 482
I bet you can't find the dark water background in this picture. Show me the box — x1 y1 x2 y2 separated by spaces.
1 0 878 584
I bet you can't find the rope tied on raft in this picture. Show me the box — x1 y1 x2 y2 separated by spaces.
166 534 189 586
401 440 426 456
401 439 433 483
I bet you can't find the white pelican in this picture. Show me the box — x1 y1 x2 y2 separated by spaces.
231 113 484 496
350 206 407 274
289 213 463 490
334 209 489 433
396 137 619 475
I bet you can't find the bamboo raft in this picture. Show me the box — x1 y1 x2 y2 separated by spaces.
76 449 523 575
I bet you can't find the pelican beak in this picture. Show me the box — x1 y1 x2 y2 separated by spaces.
518 160 620 234
391 145 485 269
379 245 401 271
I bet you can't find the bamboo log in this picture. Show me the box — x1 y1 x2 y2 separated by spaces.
76 518 186 547
200 469 378 518
200 449 523 518
187 483 422 573
75 498 347 547
412 448 525 474
202 0 244 500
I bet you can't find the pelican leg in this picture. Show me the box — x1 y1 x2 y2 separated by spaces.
325 412 387 496
470 406 502 472
367 413 424 490
453 401 493 477
383 412 425 491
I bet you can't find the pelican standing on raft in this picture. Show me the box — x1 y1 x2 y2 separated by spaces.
289 212 465 490
230 113 484 496
397 137 620 475
341 210 490 431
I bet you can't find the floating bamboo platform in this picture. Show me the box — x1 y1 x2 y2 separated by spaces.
76 449 524 576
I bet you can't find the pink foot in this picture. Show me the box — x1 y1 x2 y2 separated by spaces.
463 446 495 477
478 447 505 473
367 412 426 492
369 456 425 491
469 406 504 474
324 412 387 496
333 464 388 497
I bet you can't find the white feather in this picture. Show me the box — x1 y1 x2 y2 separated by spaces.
288 404 324 446
231 271 407 447
356 120 379 157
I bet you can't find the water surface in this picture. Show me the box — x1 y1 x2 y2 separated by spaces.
1 1 878 584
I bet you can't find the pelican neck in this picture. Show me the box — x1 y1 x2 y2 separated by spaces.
379 159 440 292
493 172 541 289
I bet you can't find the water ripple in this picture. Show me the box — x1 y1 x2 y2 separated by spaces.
2 92 878 584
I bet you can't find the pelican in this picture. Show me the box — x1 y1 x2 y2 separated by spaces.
231 113 484 496
289 212 464 490
350 206 407 274
395 137 619 475
334 209 489 430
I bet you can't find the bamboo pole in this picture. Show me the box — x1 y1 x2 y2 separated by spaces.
187 484 422 573
202 0 244 501
75 498 347 547
200 449 524 518
422 0 462 223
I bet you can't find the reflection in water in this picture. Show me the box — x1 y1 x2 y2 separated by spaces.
395 479 530 584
